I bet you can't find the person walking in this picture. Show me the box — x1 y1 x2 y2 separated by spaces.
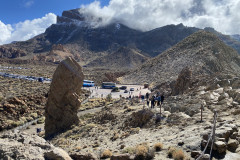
157 95 161 106
161 94 165 105
147 99 150 107
151 95 155 108
146 92 149 100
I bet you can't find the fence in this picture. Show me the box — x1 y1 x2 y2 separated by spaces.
196 110 217 160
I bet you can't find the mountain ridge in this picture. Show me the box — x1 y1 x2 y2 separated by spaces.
119 30 240 85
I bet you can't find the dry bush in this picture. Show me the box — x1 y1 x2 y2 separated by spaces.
135 143 155 160
168 147 176 158
168 147 185 160
173 149 185 160
154 142 163 152
94 111 116 124
136 144 148 157
101 149 112 159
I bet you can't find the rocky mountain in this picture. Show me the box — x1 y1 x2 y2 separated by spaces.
1 8 240 71
119 31 240 86
85 47 149 69
0 9 200 61
204 27 240 54
231 34 240 42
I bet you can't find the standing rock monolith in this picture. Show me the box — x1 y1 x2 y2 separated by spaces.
45 57 84 139
172 66 192 95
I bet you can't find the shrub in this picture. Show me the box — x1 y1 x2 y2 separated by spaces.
106 93 112 102
154 142 163 152
136 144 148 157
101 149 112 159
135 143 154 160
168 147 185 160
122 147 136 155
168 147 176 158
173 149 185 160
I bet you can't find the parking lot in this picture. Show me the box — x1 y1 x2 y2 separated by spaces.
84 84 151 99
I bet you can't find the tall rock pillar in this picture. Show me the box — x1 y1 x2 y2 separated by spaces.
45 57 84 139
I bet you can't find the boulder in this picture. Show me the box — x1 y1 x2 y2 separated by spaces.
215 127 232 141
45 57 84 139
44 148 72 160
227 139 239 152
125 109 154 128
0 130 72 160
218 93 229 101
200 154 210 160
191 151 201 158
214 141 227 153
230 132 238 139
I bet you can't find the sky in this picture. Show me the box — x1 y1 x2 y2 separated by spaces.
0 0 240 45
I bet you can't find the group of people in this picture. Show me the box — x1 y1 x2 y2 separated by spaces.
145 92 164 108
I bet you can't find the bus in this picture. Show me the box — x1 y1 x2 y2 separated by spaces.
102 82 116 89
83 80 95 87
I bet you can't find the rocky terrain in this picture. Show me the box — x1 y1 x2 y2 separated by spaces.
0 130 72 160
48 74 240 159
85 47 149 70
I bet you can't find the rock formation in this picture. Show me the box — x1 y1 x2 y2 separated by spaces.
172 67 192 95
0 130 72 160
45 57 84 139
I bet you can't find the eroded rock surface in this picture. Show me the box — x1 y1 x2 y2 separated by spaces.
0 130 72 160
45 57 84 139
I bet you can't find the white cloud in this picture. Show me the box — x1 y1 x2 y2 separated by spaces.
24 0 34 8
80 0 240 34
0 13 56 45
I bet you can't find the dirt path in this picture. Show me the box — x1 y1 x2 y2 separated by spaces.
23 106 104 135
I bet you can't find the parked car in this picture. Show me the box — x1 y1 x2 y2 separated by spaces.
130 88 134 91
124 89 128 93
119 86 127 90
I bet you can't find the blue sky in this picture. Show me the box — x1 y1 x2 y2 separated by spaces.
0 0 109 24
0 0 240 45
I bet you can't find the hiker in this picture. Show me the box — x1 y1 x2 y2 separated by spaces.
146 92 149 100
147 99 150 107
157 95 161 106
151 95 155 108
141 95 144 103
161 94 165 105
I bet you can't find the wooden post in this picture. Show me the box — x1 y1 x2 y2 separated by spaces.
160 103 162 122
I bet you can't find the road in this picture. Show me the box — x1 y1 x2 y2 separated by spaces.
84 84 151 99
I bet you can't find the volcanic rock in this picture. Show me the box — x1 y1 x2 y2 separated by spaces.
172 66 192 95
45 57 84 139
0 130 72 160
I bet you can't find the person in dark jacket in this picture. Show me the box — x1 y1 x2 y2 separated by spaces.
160 94 165 105
151 96 155 108
157 96 161 106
